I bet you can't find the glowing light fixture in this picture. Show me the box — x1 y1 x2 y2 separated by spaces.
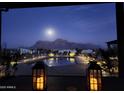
48 53 54 57
32 62 46 90
69 52 75 57
87 61 102 91
10 61 17 66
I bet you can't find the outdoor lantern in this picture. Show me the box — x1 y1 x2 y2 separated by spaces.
48 53 54 57
32 62 46 91
87 61 102 91
69 52 75 57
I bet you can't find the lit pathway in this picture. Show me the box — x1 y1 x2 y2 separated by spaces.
17 56 46 64
76 56 111 77
16 55 74 64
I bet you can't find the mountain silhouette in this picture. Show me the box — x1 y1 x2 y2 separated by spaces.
31 38 100 49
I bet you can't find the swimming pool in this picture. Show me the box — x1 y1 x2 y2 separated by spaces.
14 57 86 76
44 57 78 67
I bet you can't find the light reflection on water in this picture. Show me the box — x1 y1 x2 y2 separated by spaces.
44 57 77 67
69 58 75 63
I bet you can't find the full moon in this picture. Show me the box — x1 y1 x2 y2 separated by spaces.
45 28 55 36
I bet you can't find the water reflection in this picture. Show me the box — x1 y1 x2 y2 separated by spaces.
69 58 75 63
47 58 55 67
44 57 76 67
48 58 54 61
67 58 69 61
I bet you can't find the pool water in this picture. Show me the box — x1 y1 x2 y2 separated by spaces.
12 57 86 76
44 57 77 67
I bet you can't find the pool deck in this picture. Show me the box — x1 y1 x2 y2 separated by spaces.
0 56 122 91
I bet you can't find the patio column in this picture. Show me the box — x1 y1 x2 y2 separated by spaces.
116 3 124 78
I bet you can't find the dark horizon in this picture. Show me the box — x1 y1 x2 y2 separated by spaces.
1 3 117 49
2 38 111 49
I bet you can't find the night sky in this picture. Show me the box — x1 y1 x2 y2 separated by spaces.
2 3 117 48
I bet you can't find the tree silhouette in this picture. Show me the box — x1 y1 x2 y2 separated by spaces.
75 48 82 55
2 50 12 77
99 48 113 73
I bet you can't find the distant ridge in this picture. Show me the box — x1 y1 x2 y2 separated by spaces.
31 38 101 49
